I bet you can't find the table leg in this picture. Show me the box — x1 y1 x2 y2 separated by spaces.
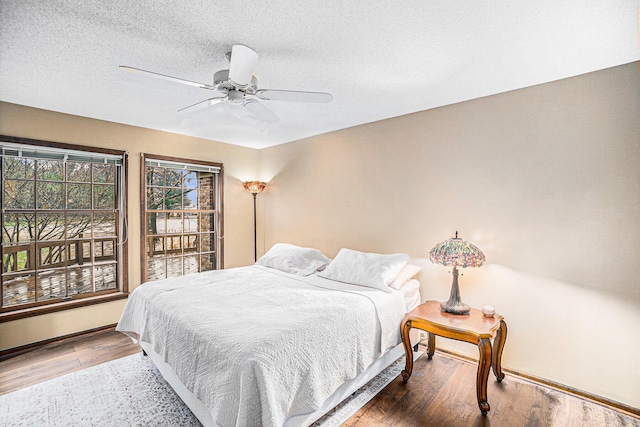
492 319 507 382
426 332 435 359
477 338 492 415
401 318 413 382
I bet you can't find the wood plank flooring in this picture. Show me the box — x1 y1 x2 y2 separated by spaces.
0 328 139 395
1 328 638 426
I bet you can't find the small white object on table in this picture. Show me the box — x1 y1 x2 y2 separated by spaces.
482 305 495 317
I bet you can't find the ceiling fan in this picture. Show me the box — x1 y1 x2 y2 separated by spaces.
120 45 333 123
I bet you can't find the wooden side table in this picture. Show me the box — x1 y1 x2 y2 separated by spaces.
400 300 507 415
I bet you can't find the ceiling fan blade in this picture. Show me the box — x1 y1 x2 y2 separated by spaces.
119 66 215 90
243 100 279 123
178 96 227 113
255 89 333 103
228 45 258 87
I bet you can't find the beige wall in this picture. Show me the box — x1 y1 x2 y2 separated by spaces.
0 102 259 349
259 62 640 408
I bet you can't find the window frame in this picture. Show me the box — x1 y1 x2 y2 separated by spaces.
140 153 224 283
0 135 129 322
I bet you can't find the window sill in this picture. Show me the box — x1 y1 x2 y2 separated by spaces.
0 292 129 323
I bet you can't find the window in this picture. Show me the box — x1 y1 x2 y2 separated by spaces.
142 154 223 282
1 136 128 319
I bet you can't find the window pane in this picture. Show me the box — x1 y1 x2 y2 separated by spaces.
67 162 91 182
4 180 35 209
165 189 182 210
94 239 115 261
146 166 164 186
183 234 197 252
3 272 36 305
37 268 67 298
37 268 66 300
93 184 115 209
166 255 182 278
199 213 214 232
199 190 214 210
2 245 31 273
37 181 64 209
95 263 117 291
68 266 93 295
147 212 166 235
148 236 165 256
39 243 67 268
36 160 63 181
184 254 199 275
3 213 36 243
67 213 92 239
93 164 115 183
4 157 35 180
198 173 215 190
67 183 92 209
184 171 197 188
184 188 197 209
166 235 182 255
92 213 116 238
147 187 164 210
166 213 183 234
184 212 198 233
68 241 90 267
147 256 166 281
200 233 215 253
201 252 215 272
165 169 183 188
37 213 66 241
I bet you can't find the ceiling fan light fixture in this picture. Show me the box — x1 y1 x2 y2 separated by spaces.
228 44 259 87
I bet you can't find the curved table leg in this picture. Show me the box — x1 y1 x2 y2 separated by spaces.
400 317 413 382
477 337 492 415
492 319 507 382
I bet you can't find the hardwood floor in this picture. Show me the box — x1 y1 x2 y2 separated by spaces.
0 328 638 426
345 354 639 427
0 328 139 395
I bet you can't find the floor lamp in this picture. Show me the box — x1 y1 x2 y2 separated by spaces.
243 181 267 262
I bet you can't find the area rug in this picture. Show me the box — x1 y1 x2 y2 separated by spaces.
0 351 417 426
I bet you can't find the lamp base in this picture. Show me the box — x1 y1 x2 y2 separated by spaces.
440 300 470 315
440 266 470 315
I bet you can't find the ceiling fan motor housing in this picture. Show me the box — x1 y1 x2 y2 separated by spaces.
227 90 245 105
214 69 257 93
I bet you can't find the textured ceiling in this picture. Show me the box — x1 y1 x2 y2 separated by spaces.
1 1 638 149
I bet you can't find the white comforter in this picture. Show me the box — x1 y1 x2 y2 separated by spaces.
116 265 407 427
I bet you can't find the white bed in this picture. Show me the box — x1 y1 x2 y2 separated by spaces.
117 245 422 427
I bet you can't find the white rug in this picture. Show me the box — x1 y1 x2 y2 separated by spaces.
0 352 414 426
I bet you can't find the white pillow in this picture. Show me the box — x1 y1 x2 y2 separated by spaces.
256 243 330 276
398 279 422 311
318 248 409 292
389 263 422 289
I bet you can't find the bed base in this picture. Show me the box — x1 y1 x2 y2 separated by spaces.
140 340 406 426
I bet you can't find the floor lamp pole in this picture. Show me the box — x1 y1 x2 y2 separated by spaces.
243 181 266 262
252 192 257 262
